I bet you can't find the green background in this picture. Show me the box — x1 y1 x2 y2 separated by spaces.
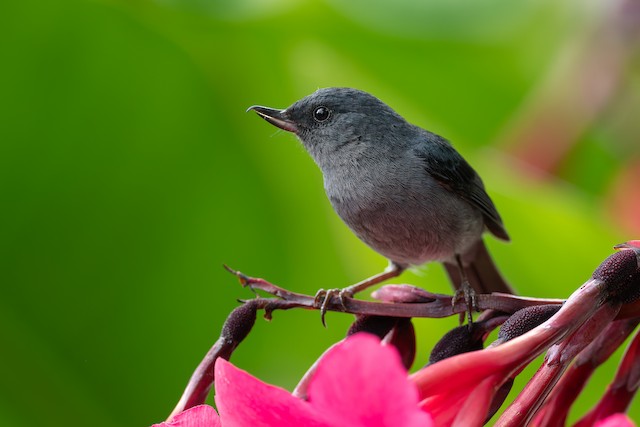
1 0 638 426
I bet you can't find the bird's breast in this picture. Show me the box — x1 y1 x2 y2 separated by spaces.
324 166 484 266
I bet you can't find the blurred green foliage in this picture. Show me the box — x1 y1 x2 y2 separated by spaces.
0 0 636 426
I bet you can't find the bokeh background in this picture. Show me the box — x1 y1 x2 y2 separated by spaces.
2 0 639 425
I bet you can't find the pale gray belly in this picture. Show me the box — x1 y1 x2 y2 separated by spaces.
328 184 484 266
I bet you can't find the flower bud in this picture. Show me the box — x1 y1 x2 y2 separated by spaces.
371 284 437 303
347 315 397 339
497 304 561 343
428 324 484 365
221 300 258 345
593 250 640 304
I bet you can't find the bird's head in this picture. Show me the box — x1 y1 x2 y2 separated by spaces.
248 88 411 170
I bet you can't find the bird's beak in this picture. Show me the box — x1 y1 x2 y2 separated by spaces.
246 105 298 133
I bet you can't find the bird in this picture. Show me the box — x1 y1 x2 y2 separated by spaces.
247 87 513 322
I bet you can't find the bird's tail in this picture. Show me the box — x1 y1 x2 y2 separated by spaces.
444 239 515 295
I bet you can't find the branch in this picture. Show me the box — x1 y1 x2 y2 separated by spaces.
224 266 565 319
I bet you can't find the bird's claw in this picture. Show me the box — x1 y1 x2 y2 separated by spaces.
314 288 353 327
453 283 477 328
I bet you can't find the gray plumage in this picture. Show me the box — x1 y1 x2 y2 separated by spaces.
248 87 511 295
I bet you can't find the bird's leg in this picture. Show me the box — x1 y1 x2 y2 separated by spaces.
314 262 405 326
342 262 406 296
453 254 476 327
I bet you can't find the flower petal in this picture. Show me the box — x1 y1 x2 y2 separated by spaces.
307 333 433 427
152 405 221 427
214 358 333 427
594 413 636 427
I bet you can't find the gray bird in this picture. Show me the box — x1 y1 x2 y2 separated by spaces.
248 88 513 319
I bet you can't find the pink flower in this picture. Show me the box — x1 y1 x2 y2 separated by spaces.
410 278 611 426
157 243 640 426
153 405 220 427
157 333 433 427
595 413 637 427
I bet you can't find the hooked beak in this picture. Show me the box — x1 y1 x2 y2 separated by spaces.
246 105 298 133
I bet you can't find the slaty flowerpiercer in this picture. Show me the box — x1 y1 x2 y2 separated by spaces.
248 88 512 321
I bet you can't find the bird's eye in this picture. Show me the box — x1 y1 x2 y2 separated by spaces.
313 106 331 122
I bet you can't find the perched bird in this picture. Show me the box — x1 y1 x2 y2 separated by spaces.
248 88 513 319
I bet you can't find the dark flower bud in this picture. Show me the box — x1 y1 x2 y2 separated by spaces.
593 250 640 304
428 324 484 365
385 318 416 370
221 300 258 346
347 315 398 339
486 379 514 423
348 316 416 370
497 304 561 343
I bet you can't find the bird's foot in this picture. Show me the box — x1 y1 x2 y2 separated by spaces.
314 288 353 327
453 282 477 328
312 264 405 326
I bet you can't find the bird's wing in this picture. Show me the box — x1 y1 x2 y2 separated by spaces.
414 133 510 241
